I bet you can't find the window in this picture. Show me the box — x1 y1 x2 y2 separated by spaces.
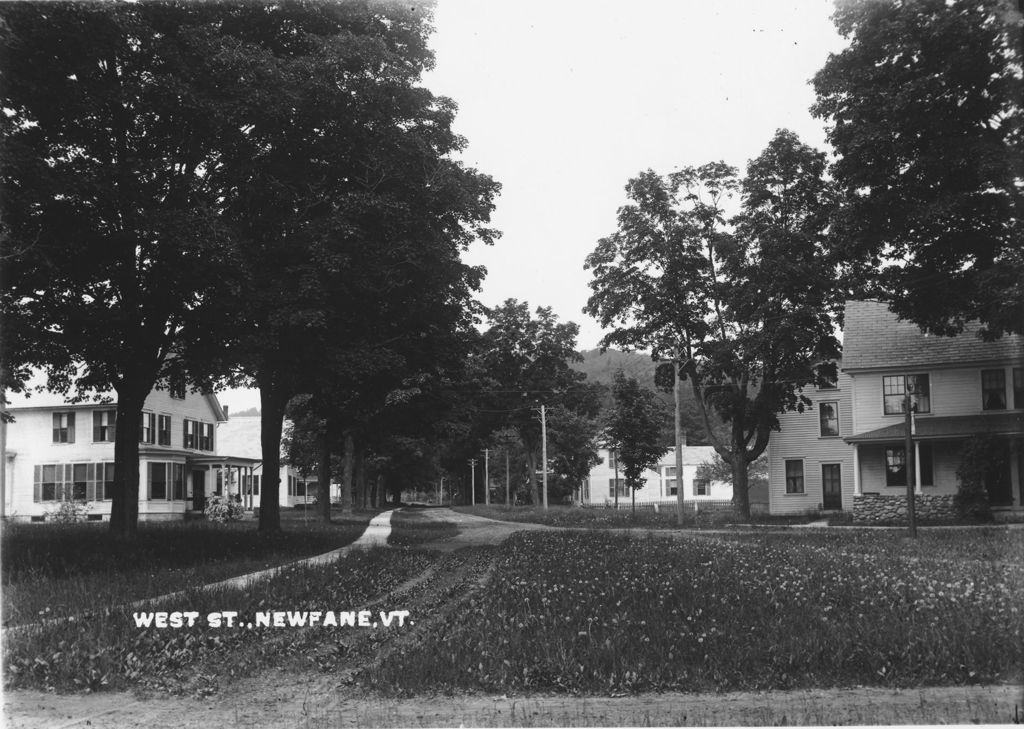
169 375 186 400
157 415 171 445
819 401 839 437
101 463 115 500
183 419 197 449
1015 368 1024 409
52 412 75 443
35 464 63 502
71 463 89 500
288 475 296 496
818 373 838 390
693 478 710 496
784 460 804 494
982 369 1006 410
663 466 678 496
295 481 307 497
93 410 117 442
150 463 168 500
607 450 618 471
608 478 627 497
885 444 934 487
140 412 155 444
199 422 214 452
171 463 185 500
882 374 931 414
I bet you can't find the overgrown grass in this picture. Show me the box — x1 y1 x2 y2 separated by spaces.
4 545 432 694
2 509 377 626
387 509 459 547
367 529 1024 695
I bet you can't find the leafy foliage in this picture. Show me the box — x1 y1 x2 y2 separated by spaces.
604 371 669 499
954 436 1003 522
812 0 1023 338
585 130 840 517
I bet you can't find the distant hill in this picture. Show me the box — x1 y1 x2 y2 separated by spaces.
572 348 712 445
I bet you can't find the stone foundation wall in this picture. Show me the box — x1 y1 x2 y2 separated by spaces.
853 493 957 523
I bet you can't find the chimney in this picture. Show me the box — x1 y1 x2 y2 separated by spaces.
223 405 229 419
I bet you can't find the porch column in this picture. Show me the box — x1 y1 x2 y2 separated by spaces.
853 444 862 496
914 442 923 495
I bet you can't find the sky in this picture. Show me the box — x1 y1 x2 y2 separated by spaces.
219 0 848 413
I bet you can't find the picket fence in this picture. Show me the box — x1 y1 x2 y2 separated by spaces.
586 498 736 514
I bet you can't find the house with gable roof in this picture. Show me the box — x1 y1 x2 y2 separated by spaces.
2 375 260 521
768 300 1024 520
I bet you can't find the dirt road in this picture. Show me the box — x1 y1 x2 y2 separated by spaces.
5 509 1021 727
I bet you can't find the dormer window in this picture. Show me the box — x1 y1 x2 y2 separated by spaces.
169 375 186 400
981 369 1006 410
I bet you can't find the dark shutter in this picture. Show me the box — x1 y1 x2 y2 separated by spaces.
33 465 41 502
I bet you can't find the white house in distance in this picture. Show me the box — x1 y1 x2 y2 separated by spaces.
767 300 1024 521
215 415 327 509
0 378 323 522
580 439 732 508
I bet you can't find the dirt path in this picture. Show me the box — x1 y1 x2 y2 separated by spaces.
5 509 1021 728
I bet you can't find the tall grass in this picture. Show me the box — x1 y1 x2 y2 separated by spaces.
2 510 374 626
367 530 1024 694
4 546 432 693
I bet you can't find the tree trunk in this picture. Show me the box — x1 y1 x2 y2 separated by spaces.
258 383 286 533
731 449 751 520
525 450 539 505
340 431 354 515
317 425 331 523
108 384 148 539
355 447 366 509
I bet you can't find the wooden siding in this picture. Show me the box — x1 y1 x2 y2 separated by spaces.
768 370 855 514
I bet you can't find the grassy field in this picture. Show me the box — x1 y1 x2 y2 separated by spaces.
366 528 1024 695
4 545 434 694
453 504 747 529
1 509 377 626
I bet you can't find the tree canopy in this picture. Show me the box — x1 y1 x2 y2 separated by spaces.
812 0 1023 339
585 130 840 517
604 370 668 510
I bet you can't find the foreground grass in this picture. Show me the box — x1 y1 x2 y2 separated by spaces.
4 545 432 694
2 509 377 626
368 530 1023 694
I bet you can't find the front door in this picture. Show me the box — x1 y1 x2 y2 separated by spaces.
822 463 843 510
985 440 1013 507
192 470 206 511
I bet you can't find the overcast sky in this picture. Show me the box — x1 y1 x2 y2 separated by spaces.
220 0 848 413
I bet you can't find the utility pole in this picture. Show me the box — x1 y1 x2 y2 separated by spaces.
483 448 490 506
614 447 620 509
674 357 685 526
468 458 477 506
540 403 548 509
904 389 917 538
505 448 511 508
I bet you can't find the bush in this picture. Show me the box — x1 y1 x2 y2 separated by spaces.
955 436 1001 522
203 495 244 522
45 500 91 524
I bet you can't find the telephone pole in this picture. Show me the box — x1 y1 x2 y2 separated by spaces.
540 403 548 509
468 458 477 506
483 448 490 506
904 390 917 538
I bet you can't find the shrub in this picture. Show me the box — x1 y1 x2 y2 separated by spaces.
203 495 244 522
955 436 1001 522
45 501 91 524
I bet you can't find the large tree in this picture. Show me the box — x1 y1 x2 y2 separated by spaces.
812 0 1023 338
585 130 840 518
199 2 498 532
604 371 669 512
478 301 588 506
1 3 241 537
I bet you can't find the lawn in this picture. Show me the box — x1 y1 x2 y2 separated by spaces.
366 529 1024 695
453 504 739 529
4 546 434 694
1 509 378 627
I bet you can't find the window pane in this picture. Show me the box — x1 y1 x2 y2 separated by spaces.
819 402 839 436
785 460 804 494
885 447 906 486
982 369 1006 410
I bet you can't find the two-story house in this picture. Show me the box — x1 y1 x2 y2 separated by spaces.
2 375 259 522
581 439 733 508
768 300 1024 521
